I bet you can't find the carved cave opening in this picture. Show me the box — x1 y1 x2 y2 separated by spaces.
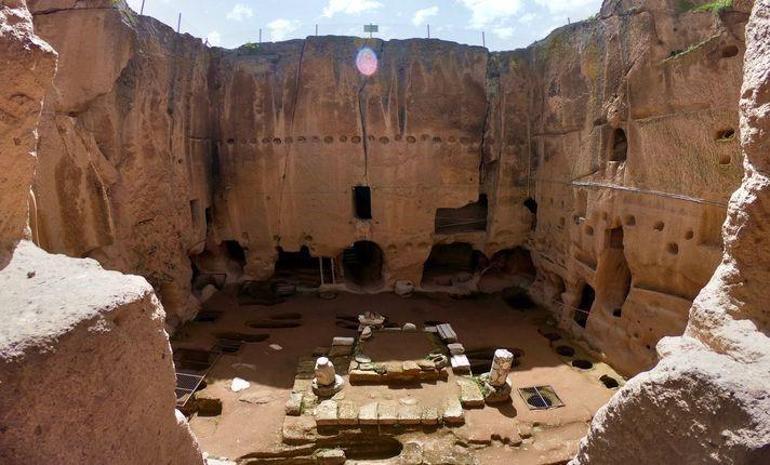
479 247 537 293
574 284 596 328
609 128 628 162
273 246 332 289
341 241 384 289
421 242 485 288
434 194 488 234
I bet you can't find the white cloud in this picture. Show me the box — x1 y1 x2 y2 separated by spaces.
267 18 302 41
456 0 523 29
412 6 439 26
535 0 598 13
322 0 383 18
207 31 222 46
226 3 254 21
492 26 514 40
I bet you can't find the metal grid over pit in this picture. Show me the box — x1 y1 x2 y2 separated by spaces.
174 348 221 407
518 385 565 410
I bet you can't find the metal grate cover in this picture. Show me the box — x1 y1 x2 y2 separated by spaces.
518 385 565 410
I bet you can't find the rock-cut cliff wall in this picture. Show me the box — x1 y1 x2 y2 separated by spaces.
571 1 770 462
28 0 752 377
0 1 205 464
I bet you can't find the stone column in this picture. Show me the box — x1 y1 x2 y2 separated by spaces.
314 357 336 386
488 349 514 387
313 357 345 397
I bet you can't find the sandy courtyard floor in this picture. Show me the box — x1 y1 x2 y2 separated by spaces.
172 290 623 464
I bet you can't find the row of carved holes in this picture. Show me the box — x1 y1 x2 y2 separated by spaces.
225 135 480 145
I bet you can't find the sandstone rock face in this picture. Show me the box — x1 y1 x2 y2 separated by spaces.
26 0 751 378
522 0 752 375
29 0 213 325
0 242 205 465
0 3 204 463
0 0 55 262
570 1 770 463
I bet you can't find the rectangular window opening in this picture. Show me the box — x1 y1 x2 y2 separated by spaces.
353 186 372 220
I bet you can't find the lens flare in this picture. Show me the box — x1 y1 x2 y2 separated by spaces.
356 47 378 77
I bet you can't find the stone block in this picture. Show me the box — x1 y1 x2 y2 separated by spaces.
437 324 458 343
359 402 378 425
447 343 465 355
402 360 421 377
337 401 359 426
377 401 398 425
194 394 222 417
349 369 382 384
285 392 303 416
332 337 355 346
451 355 471 374
398 403 422 425
315 400 338 426
421 406 440 425
443 398 465 425
458 379 485 409
316 448 345 465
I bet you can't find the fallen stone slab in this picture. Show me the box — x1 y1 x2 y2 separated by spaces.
437 324 458 343
448 343 465 355
451 355 472 375
332 337 355 346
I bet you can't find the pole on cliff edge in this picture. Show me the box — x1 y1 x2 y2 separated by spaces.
176 13 181 33
140 0 145 15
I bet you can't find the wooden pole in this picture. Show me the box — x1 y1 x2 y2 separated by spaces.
315 24 318 36
140 0 145 15
427 24 430 39
482 31 486 48
259 28 262 44
176 13 181 33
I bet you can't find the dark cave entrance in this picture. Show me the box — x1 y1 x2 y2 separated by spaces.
342 241 384 289
434 194 488 234
609 128 628 162
274 246 332 289
603 226 632 312
574 284 596 328
479 247 537 293
421 242 485 288
223 240 247 268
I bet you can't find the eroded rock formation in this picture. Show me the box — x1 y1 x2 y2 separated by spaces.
0 2 205 464
26 0 752 377
571 1 770 462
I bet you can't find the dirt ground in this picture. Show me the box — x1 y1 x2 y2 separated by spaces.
173 290 623 464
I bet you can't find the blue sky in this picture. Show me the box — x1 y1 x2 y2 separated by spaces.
125 0 603 51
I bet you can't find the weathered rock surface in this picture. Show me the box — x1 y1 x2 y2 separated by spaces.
29 0 213 324
571 1 770 463
0 242 205 465
0 3 204 463
0 0 55 261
